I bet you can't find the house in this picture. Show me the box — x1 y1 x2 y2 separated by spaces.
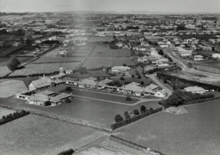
145 84 159 92
154 89 167 98
28 94 49 106
194 55 204 61
97 78 113 89
157 63 169 68
212 53 220 59
78 77 97 88
184 86 207 94
153 58 169 64
111 66 131 73
121 82 143 96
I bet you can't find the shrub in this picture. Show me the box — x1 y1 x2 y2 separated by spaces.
64 98 71 103
126 96 132 101
7 56 21 71
131 74 135 78
57 149 74 155
115 114 124 123
44 101 51 106
133 109 139 115
120 76 125 80
140 105 146 113
65 86 72 91
125 113 131 120
141 81 144 85
124 111 129 116
138 75 142 79
124 81 130 85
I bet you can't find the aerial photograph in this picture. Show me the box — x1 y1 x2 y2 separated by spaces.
0 0 220 154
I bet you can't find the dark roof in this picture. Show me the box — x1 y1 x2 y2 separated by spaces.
23 76 39 89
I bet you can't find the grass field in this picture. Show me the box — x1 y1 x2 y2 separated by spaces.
42 47 61 57
0 66 11 77
0 114 98 155
10 62 80 76
32 57 82 64
115 100 220 155
83 57 134 69
0 107 15 118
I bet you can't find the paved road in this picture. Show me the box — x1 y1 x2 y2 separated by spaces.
164 47 220 78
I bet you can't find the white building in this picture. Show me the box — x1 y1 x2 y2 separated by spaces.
212 53 220 59
154 89 167 98
111 66 131 73
184 86 207 94
194 55 204 61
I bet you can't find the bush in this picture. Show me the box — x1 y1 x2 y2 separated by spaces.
126 96 132 101
124 81 130 85
115 114 124 123
65 86 72 91
133 109 139 115
141 81 144 85
7 56 21 71
64 98 71 103
140 105 146 113
44 101 51 106
125 113 131 120
131 74 135 78
138 75 142 79
120 76 125 80
57 149 74 155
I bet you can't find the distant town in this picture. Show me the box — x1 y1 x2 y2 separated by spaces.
0 12 220 155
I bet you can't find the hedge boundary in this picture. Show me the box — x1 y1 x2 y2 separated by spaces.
111 107 163 130
0 110 29 125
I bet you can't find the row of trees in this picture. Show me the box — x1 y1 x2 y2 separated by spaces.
115 105 149 123
1 110 29 121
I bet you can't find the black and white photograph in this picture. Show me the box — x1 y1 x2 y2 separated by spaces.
0 0 220 154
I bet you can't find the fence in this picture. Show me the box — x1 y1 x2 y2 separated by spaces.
111 107 163 130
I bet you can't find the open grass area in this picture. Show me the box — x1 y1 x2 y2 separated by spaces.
115 100 220 155
42 47 61 57
32 57 82 64
0 107 15 118
87 36 113 43
10 62 80 76
0 45 26 57
0 66 11 77
83 57 134 69
0 114 97 155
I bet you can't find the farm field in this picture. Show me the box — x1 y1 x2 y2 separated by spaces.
0 66 11 77
0 107 15 118
0 79 27 98
0 114 98 155
0 95 160 127
87 36 113 43
0 45 26 57
83 57 134 69
115 100 220 155
10 62 80 76
32 57 82 64
42 47 62 57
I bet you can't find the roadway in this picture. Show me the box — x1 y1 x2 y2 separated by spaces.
163 47 220 78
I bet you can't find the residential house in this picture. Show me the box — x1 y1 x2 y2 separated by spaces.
120 82 143 96
145 84 159 92
97 78 113 89
154 89 167 98
111 66 131 73
194 55 204 61
184 86 207 94
212 53 220 59
77 77 98 88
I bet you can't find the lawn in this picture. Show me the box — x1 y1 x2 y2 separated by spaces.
0 66 11 77
0 114 98 155
10 62 80 76
32 57 82 64
42 47 61 57
83 57 134 69
0 96 159 128
0 45 26 57
0 107 15 118
115 100 220 155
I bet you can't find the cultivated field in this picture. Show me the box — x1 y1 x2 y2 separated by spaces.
0 80 27 98
0 66 11 77
10 62 80 76
0 107 15 118
42 47 62 57
115 100 220 155
0 114 98 155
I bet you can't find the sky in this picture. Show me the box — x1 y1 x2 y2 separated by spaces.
0 0 220 13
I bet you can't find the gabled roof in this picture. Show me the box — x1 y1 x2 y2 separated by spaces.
146 84 159 90
97 79 113 86
184 86 205 92
23 76 39 89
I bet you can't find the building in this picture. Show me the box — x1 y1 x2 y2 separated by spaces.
194 55 204 61
145 84 159 92
154 89 167 98
77 77 97 88
184 86 207 94
111 66 131 73
97 78 113 89
120 82 143 96
212 53 220 59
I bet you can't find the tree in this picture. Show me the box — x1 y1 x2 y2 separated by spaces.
26 38 32 46
131 74 135 78
120 76 125 80
79 67 87 74
124 111 129 116
126 96 132 101
125 113 131 120
138 75 142 79
44 101 51 106
133 109 139 115
65 86 72 91
20 38 25 44
115 114 124 123
124 81 130 85
7 56 21 71
140 105 147 113
187 62 193 68
64 98 71 103
141 81 144 85
123 64 127 66
158 49 164 55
